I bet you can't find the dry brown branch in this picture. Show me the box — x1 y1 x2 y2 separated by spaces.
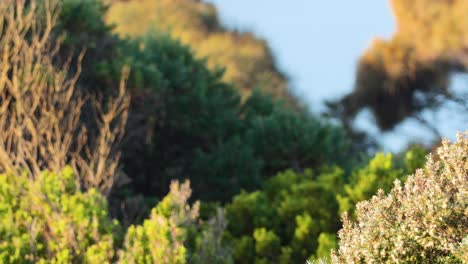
0 0 130 196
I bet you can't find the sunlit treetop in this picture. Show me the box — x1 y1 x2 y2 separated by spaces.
391 0 468 56
106 0 296 105
332 0 468 131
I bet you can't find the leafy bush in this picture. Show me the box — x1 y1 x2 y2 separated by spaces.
337 146 426 216
225 168 344 263
119 181 199 264
242 104 350 175
0 167 119 263
114 33 247 200
331 133 468 263
0 167 232 263
225 146 426 264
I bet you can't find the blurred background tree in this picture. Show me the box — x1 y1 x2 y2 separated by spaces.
105 0 299 106
329 0 468 137
53 0 352 211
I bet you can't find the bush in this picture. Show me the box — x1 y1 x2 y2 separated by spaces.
331 133 468 263
337 146 426 217
115 33 246 200
0 167 119 263
225 168 344 263
242 102 350 175
225 146 427 263
119 181 199 264
0 167 232 263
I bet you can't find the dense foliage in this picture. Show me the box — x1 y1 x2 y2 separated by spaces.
111 33 350 202
0 167 118 263
0 0 466 263
332 134 468 263
225 168 342 263
0 167 231 263
50 0 351 204
224 147 426 263
106 0 295 103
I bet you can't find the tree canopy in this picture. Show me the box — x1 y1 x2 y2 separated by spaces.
331 0 468 131
106 0 296 104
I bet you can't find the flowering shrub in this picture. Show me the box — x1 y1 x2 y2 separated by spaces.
331 133 468 263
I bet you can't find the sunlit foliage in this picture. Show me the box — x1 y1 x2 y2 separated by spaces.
106 0 294 103
0 168 231 263
332 0 468 130
337 146 427 216
225 146 426 263
119 181 200 264
332 133 468 263
0 167 118 263
225 168 343 263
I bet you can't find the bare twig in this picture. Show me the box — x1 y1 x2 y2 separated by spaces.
0 0 130 196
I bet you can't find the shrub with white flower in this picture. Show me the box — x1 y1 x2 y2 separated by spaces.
332 133 468 263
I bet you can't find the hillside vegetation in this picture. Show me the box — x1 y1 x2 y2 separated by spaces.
0 0 466 263
106 0 295 104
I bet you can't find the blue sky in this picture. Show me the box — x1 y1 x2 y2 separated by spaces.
205 1 395 109
205 0 467 151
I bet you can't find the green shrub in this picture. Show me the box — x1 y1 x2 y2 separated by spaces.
225 168 344 263
115 33 247 200
0 167 119 263
224 146 426 263
242 104 350 175
0 168 232 263
337 146 427 216
119 181 199 264
332 133 468 263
